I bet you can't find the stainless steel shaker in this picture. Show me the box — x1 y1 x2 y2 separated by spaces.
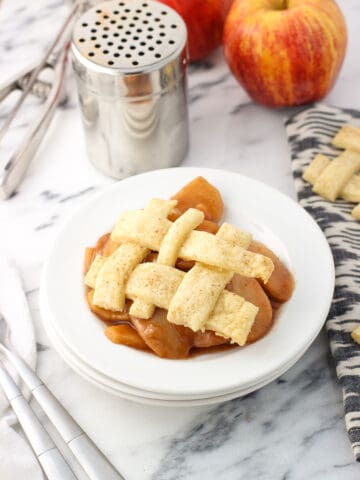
71 0 189 179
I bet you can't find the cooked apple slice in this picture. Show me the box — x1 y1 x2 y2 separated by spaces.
198 219 219 233
105 324 148 350
171 176 224 222
84 233 119 275
84 247 95 275
248 241 294 303
102 237 121 257
193 330 229 348
131 309 194 359
93 232 112 255
226 274 273 343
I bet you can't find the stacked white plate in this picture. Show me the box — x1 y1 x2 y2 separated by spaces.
40 168 335 407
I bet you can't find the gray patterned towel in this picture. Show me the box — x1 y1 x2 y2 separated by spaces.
285 103 360 461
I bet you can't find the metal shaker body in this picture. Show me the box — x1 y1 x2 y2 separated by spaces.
71 0 189 179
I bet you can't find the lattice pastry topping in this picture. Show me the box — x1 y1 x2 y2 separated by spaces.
84 198 275 346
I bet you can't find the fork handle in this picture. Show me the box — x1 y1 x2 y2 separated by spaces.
33 386 125 480
1 345 125 480
38 448 78 480
69 434 126 480
0 368 77 480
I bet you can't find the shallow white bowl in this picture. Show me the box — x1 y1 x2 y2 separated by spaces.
43 306 321 406
40 167 334 397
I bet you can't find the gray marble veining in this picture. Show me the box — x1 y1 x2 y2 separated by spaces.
1 1 360 479
153 334 358 480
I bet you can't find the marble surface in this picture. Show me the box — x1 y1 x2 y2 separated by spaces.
1 0 360 478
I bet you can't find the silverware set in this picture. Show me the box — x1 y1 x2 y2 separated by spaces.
0 264 125 479
0 257 124 480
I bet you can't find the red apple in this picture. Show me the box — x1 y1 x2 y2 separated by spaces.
223 0 347 107
159 0 233 61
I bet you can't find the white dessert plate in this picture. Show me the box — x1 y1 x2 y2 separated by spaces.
43 309 313 407
42 298 321 401
40 167 335 397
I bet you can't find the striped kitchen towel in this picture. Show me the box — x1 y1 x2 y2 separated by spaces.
285 103 360 461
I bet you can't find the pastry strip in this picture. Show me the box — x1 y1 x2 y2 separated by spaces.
313 150 360 201
126 263 184 309
157 208 204 266
303 153 360 203
93 243 148 311
303 154 331 185
342 175 360 203
178 230 273 282
84 254 106 289
332 125 360 153
216 222 253 248
111 210 171 250
206 295 258 347
148 198 177 215
167 264 233 331
111 199 177 250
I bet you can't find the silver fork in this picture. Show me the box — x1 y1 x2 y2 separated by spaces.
0 303 125 479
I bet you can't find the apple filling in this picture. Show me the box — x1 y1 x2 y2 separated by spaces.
84 177 294 359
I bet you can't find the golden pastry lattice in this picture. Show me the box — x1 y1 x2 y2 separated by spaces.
84 199 275 345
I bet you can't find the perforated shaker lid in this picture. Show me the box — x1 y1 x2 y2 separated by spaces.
72 0 187 75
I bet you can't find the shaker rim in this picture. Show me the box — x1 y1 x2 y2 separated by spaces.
71 0 188 77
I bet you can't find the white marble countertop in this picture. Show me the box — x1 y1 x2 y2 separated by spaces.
1 1 360 478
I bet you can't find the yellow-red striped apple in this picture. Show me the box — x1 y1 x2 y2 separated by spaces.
223 0 347 107
159 0 233 61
